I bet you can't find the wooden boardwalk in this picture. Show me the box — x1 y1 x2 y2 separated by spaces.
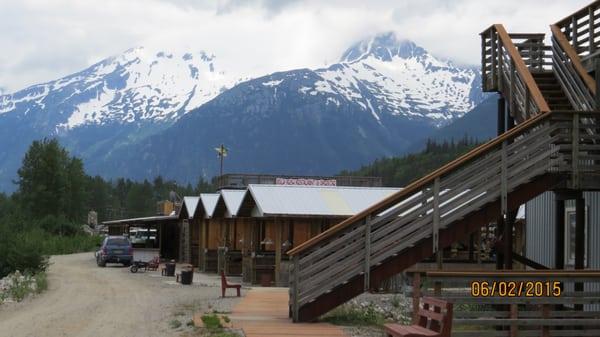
230 287 348 337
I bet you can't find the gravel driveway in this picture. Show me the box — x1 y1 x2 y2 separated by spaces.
0 253 242 337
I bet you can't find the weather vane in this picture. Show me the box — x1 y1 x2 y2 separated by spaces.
214 143 229 177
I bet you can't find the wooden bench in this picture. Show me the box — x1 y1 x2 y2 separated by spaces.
221 271 241 297
384 297 453 337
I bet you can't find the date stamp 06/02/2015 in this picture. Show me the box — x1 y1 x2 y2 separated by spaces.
470 281 562 297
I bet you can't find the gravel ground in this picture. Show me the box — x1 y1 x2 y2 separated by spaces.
0 253 243 337
339 292 413 337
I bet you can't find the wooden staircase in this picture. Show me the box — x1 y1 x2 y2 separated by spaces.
533 72 574 111
287 1 600 323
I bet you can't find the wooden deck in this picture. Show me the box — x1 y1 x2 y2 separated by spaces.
230 287 348 337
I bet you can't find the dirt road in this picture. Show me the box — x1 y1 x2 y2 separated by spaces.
0 253 241 337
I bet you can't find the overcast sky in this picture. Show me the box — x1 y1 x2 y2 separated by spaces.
0 0 591 92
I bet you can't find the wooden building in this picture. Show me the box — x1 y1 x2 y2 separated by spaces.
205 190 246 274
231 184 401 286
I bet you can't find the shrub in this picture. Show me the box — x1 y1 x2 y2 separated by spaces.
0 271 47 303
34 272 48 294
0 221 101 278
34 215 80 237
0 226 48 278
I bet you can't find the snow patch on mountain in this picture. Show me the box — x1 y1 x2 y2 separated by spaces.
265 32 482 127
0 47 243 131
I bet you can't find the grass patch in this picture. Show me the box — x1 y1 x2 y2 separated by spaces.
322 304 385 326
201 313 223 329
34 272 48 294
198 313 239 337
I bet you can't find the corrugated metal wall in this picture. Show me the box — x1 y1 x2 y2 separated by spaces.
526 191 600 310
584 192 600 310
525 191 556 267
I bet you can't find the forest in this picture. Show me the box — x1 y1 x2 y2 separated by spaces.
340 136 480 187
0 137 478 278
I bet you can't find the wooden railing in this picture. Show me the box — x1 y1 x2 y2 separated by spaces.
410 270 600 337
481 24 550 122
555 0 600 60
551 24 597 111
288 111 600 321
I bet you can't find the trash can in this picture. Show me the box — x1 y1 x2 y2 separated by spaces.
180 270 193 285
163 262 176 277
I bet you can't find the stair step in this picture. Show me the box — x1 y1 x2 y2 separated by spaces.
543 96 568 100
541 90 565 95
532 72 555 78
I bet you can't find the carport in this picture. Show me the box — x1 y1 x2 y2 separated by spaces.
102 215 180 261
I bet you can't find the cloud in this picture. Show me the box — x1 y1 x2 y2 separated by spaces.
0 0 591 92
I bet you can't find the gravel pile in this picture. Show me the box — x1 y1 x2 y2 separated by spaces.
338 292 413 337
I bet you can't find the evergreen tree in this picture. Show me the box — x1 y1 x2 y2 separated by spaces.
17 139 69 219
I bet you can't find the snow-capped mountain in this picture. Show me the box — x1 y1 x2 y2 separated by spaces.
296 33 483 127
90 33 487 184
0 47 246 191
0 32 488 191
0 47 242 132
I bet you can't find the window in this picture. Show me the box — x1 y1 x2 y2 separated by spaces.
565 206 588 267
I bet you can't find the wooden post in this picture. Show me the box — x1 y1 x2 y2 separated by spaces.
496 217 505 270
412 273 421 324
510 60 516 118
541 304 550 337
575 197 585 311
571 16 578 53
159 223 163 257
275 218 282 286
504 210 515 270
491 30 497 88
510 303 518 337
572 113 580 189
590 7 596 54
497 140 508 270
525 89 530 120
433 177 442 295
482 33 487 89
292 255 300 322
498 97 506 135
595 59 600 110
433 177 440 255
364 215 372 291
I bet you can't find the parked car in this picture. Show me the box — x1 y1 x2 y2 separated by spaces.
129 227 157 246
96 236 133 267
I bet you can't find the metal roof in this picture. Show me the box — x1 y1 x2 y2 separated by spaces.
200 193 220 218
220 189 246 217
102 215 178 226
182 196 201 219
247 184 401 217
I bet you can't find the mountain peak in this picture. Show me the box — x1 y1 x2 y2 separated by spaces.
340 32 427 63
